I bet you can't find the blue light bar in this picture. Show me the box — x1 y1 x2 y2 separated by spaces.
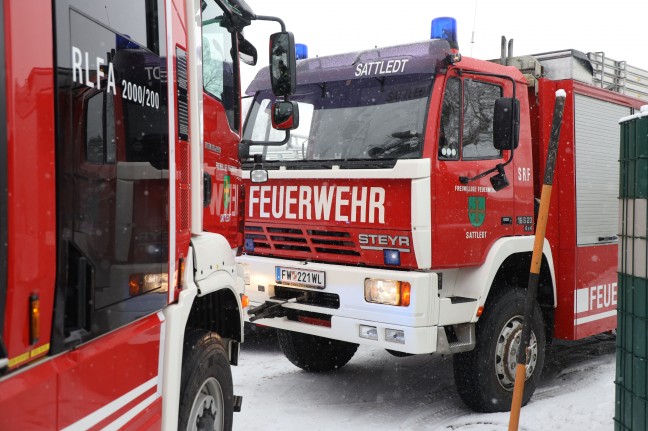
245 238 255 252
384 249 401 266
295 43 308 60
431 17 459 50
116 34 139 50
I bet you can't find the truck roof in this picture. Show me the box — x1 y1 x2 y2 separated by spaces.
246 39 453 94
247 40 648 102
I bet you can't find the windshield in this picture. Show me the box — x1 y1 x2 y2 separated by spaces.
243 74 433 164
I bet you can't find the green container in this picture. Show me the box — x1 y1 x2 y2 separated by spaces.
619 116 648 198
616 112 648 431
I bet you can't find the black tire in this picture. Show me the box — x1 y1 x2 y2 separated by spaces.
277 329 359 372
453 289 546 412
179 330 234 431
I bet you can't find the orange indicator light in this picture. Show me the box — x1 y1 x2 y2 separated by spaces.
29 294 40 345
400 283 411 306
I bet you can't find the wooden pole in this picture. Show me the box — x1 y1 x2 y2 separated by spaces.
508 89 566 431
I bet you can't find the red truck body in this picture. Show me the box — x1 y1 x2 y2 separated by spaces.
0 0 294 428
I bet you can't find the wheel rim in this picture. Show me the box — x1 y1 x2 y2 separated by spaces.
187 377 224 431
494 315 538 391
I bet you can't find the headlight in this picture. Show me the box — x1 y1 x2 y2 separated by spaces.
364 279 411 306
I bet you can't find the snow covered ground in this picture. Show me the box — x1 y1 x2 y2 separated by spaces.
232 327 617 430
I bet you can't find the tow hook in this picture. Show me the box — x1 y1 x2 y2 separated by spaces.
248 295 306 322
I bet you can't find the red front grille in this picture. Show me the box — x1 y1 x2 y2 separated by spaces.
245 223 361 261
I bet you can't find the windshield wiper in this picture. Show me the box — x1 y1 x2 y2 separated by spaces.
391 130 418 139
367 131 420 158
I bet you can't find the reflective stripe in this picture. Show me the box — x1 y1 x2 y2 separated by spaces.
574 310 617 326
61 377 158 431
102 392 161 431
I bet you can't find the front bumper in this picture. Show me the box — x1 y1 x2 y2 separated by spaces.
238 255 440 354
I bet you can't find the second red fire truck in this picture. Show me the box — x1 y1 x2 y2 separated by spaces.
239 18 648 412
0 0 296 429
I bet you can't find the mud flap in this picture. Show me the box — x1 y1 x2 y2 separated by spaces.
233 395 243 413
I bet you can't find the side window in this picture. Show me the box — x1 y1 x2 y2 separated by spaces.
67 0 165 56
439 77 461 160
202 4 238 131
438 77 502 161
462 79 502 160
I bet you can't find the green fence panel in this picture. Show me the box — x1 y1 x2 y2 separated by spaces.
616 111 648 431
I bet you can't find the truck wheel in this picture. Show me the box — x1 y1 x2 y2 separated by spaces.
277 329 358 372
179 330 233 431
452 289 546 412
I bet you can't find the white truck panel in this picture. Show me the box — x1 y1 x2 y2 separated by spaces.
574 94 631 245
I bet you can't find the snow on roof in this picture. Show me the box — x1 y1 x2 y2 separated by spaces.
619 104 648 123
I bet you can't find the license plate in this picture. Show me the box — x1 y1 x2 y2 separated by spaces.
275 266 326 289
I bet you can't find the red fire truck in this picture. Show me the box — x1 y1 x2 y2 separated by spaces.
239 18 648 412
0 0 295 429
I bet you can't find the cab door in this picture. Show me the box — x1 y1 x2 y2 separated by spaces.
201 3 243 249
432 72 515 268
48 1 168 427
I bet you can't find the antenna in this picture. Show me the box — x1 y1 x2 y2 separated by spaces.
470 0 478 56
104 4 111 27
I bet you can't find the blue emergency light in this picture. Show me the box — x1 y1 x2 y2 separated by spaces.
384 249 401 266
431 17 459 51
116 34 140 50
295 43 308 60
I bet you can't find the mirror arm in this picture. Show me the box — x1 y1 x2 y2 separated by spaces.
254 15 286 32
459 154 513 184
241 130 291 147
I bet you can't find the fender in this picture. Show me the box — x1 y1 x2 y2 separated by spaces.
160 232 244 430
453 236 557 322
160 247 197 430
191 232 238 285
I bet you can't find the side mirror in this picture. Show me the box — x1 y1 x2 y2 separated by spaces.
271 101 299 130
238 34 257 66
269 32 297 96
493 98 520 150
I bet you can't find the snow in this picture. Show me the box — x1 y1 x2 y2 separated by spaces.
232 328 617 430
555 89 566 99
619 104 648 123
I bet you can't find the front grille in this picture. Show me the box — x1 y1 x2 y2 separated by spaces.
245 223 361 261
